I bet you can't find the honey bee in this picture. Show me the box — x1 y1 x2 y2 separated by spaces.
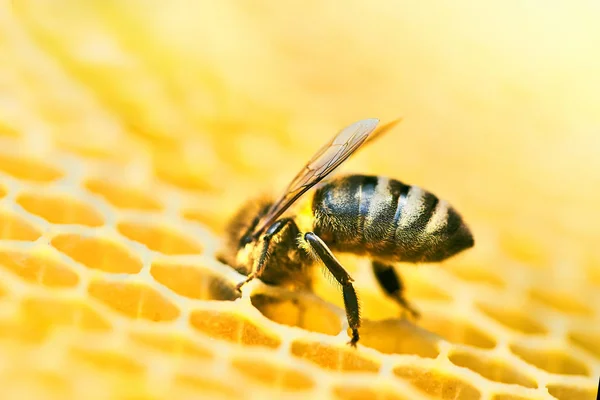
218 118 474 347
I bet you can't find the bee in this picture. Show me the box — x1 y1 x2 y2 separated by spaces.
218 118 474 347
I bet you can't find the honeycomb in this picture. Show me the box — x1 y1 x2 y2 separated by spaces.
1 2 599 400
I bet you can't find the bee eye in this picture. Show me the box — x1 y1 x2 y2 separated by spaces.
240 235 252 247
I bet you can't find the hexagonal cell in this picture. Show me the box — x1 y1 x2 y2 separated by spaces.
0 121 21 138
129 331 213 360
250 292 341 336
69 347 145 377
189 309 281 348
231 357 315 391
510 343 589 376
0 184 6 198
84 179 163 211
0 315 48 343
173 374 241 398
406 278 453 301
51 233 142 274
568 330 600 358
394 366 481 400
154 155 213 192
418 314 496 349
0 211 41 241
18 371 71 398
181 207 227 234
20 296 112 331
477 303 547 335
0 250 79 287
333 385 408 400
0 153 64 182
0 370 71 400
335 268 452 306
546 384 596 400
150 262 239 301
491 395 537 400
314 275 450 323
0 377 55 400
290 340 380 372
529 288 593 316
117 221 202 255
448 263 505 287
359 319 439 358
17 192 104 227
88 280 180 322
499 230 551 268
313 281 398 322
55 139 124 162
448 350 537 388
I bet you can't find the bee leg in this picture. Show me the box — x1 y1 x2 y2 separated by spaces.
372 261 420 319
304 232 361 347
235 218 292 291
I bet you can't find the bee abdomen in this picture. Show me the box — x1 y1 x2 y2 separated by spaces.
313 175 473 263
390 184 467 261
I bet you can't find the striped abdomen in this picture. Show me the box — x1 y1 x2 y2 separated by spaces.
311 175 474 262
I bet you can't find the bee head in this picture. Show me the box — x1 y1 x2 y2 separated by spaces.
217 196 273 268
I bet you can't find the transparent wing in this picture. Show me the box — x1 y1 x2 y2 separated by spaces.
364 117 402 146
252 118 381 237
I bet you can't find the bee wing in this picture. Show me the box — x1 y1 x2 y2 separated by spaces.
364 117 403 146
252 118 381 237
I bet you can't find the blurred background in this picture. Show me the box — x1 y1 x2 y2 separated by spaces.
1 1 599 399
8 1 600 249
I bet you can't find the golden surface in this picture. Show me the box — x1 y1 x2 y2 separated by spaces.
0 2 599 399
